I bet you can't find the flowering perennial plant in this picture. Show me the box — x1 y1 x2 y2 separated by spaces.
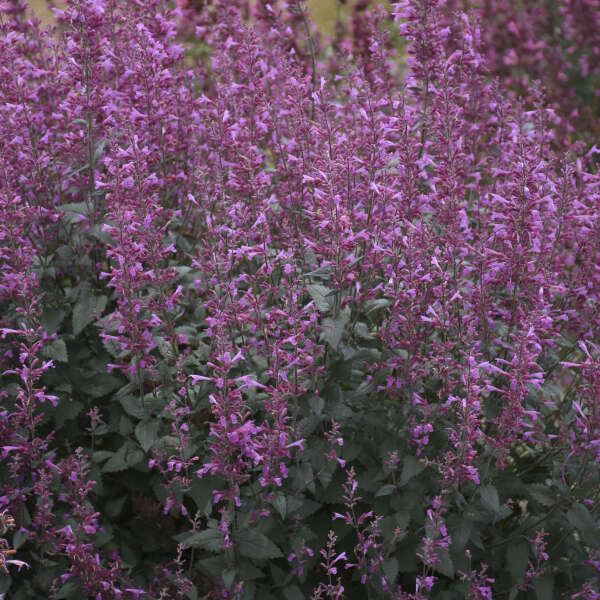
0 0 599 598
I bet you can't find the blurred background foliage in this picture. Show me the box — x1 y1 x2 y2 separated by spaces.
28 0 349 31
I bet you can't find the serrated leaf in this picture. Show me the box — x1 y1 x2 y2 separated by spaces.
135 419 159 453
272 492 287 519
288 498 321 519
237 561 264 581
42 338 68 363
435 548 454 578
296 461 315 494
185 586 198 600
105 495 127 518
534 574 554 599
528 484 555 507
308 395 324 415
91 450 114 464
182 528 225 551
189 475 220 510
320 309 350 350
283 585 304 600
59 202 89 225
376 484 397 497
383 557 398 585
365 298 393 315
237 530 283 560
222 569 236 590
84 374 122 399
41 308 67 334
241 581 257 600
400 455 425 486
102 443 144 472
480 485 500 516
12 529 28 550
155 337 175 360
93 139 107 164
450 518 472 552
196 556 227 577
567 503 600 548
506 541 529 583
307 284 332 312
102 336 122 358
73 292 107 336
55 579 82 599
119 395 144 419
102 446 128 472
54 399 83 428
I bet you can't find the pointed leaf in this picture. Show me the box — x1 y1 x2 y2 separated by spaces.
237 530 283 560
400 456 425 486
135 419 159 453
480 485 500 516
182 528 225 551
73 292 107 336
307 284 332 313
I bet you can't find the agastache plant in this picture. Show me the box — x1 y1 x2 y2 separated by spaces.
1 0 600 598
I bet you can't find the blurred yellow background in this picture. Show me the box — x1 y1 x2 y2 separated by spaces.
26 0 342 31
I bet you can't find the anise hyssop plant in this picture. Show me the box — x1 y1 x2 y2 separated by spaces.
0 0 599 599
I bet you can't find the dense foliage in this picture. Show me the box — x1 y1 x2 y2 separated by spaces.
1 0 600 598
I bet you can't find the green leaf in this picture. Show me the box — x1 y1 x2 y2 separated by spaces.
135 419 159 453
506 541 529 583
449 518 472 553
480 485 500 516
283 585 305 600
84 374 122 399
527 484 555 507
365 298 393 315
185 586 198 600
101 443 144 472
308 395 324 415
155 336 175 360
93 139 107 164
182 528 225 551
383 557 398 585
41 307 67 334
297 461 315 494
237 561 264 581
189 476 216 511
102 335 122 358
400 456 425 486
119 395 145 419
55 579 82 599
105 495 127 518
272 492 287 519
241 581 257 600
534 574 554 599
307 284 332 313
320 309 350 350
196 556 227 577
59 202 89 224
436 548 454 579
73 291 107 335
91 450 114 464
222 569 236 590
376 484 397 497
12 529 28 550
54 399 83 428
567 503 600 548
42 338 68 363
237 530 283 560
